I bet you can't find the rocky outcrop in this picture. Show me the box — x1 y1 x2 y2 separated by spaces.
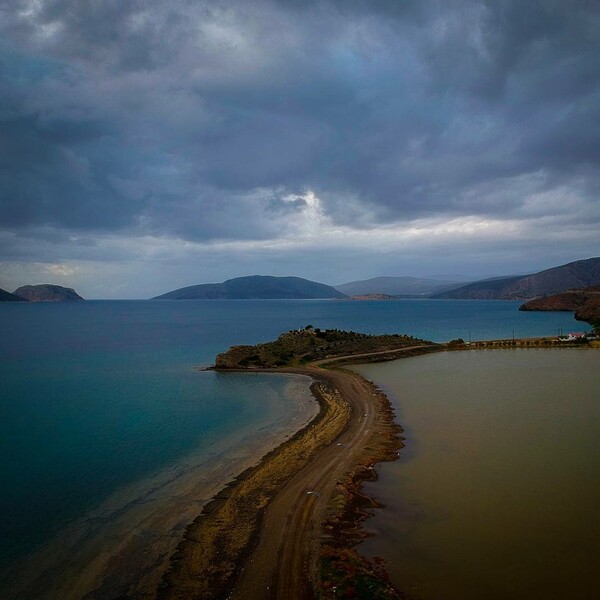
213 328 434 369
13 284 84 302
519 291 590 312
214 345 258 368
519 285 600 327
575 295 600 326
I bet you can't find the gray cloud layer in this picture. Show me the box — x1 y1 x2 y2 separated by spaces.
1 0 599 296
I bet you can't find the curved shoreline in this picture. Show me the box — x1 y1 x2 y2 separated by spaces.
158 345 441 599
1 374 318 600
158 371 352 600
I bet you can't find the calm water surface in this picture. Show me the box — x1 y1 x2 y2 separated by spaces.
0 300 585 586
355 349 600 600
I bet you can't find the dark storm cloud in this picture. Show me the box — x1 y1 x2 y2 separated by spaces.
1 0 599 245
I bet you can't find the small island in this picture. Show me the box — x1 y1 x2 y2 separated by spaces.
12 284 84 302
153 275 347 300
160 327 440 600
348 293 397 301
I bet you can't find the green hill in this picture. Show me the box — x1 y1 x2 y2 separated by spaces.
214 326 435 368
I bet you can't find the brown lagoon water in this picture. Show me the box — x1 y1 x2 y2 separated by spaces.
354 349 600 600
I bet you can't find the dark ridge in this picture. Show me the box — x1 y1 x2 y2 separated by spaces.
0 287 28 302
153 275 347 300
335 275 464 297
432 257 600 300
12 284 84 302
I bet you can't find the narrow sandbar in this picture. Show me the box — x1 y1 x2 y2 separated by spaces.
160 343 440 599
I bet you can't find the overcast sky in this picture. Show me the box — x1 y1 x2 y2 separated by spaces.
1 0 599 298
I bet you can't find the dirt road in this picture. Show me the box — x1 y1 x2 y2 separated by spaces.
229 366 392 600
160 344 439 600
311 344 436 367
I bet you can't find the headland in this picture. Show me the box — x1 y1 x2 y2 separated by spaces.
158 327 600 599
519 285 600 330
159 328 440 599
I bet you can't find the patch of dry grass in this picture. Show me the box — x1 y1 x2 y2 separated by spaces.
159 382 350 600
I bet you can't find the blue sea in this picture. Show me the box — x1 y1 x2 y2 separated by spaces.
0 299 582 596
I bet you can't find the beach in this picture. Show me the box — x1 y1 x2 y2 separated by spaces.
1 338 422 599
2 375 318 600
160 345 440 599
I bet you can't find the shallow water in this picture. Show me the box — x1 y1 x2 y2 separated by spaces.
354 349 600 600
0 300 585 595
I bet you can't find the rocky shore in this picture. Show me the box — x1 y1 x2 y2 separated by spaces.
519 285 600 328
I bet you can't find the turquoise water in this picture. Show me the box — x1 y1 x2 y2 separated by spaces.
0 299 582 583
355 350 600 600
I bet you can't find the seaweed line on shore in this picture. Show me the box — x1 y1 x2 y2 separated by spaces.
157 375 352 600
316 372 411 600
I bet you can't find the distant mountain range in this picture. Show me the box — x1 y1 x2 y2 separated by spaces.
432 258 600 300
4 258 598 303
335 276 462 297
429 275 525 299
153 275 347 300
154 259 600 301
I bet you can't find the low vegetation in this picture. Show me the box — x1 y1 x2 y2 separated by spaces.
215 326 433 368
